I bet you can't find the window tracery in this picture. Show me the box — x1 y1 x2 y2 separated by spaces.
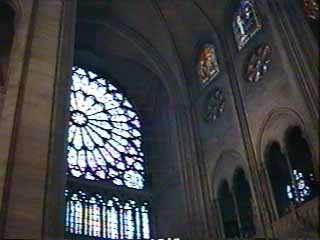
265 126 317 217
246 44 271 83
233 0 262 51
197 44 220 85
68 67 145 190
285 126 316 204
286 170 314 203
204 88 225 123
65 190 150 239
65 67 151 239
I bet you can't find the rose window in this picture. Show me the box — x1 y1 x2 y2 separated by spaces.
67 67 145 190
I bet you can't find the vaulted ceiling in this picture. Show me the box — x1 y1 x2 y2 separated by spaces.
75 0 237 121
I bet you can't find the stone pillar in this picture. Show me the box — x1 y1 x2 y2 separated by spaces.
0 0 76 239
174 106 212 240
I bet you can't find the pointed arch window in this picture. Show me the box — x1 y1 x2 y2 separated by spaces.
265 127 317 218
233 169 256 238
285 126 317 203
266 142 291 217
217 181 240 238
65 67 151 239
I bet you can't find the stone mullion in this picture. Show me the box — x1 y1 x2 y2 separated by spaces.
231 189 242 237
175 107 210 240
214 199 224 239
258 161 279 222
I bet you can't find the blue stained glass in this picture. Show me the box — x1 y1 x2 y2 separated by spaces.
65 190 150 239
233 0 262 50
67 67 145 189
286 170 312 203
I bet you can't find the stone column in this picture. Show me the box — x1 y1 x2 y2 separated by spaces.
174 106 212 240
0 1 76 239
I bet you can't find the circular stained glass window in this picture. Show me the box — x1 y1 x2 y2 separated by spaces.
67 67 145 189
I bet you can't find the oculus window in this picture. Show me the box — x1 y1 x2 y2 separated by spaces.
65 67 151 239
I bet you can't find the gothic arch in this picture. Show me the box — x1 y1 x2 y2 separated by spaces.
211 150 248 199
232 167 256 237
258 108 317 219
76 18 189 107
217 180 240 238
258 108 314 166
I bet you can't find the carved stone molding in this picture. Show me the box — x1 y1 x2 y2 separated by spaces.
204 88 225 123
246 44 271 83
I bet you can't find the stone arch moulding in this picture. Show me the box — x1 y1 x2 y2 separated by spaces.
77 18 189 107
210 150 249 200
257 107 316 167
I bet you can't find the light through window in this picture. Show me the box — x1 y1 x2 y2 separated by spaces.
68 67 145 189
286 170 314 203
233 0 262 50
65 190 150 239
65 67 151 239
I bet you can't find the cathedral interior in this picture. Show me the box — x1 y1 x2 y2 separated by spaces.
0 0 319 239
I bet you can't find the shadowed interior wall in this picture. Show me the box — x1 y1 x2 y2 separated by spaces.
0 0 318 239
0 3 15 119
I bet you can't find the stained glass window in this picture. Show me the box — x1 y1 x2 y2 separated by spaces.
197 44 220 85
246 44 271 83
286 170 314 203
68 67 145 190
204 88 225 123
65 190 151 239
233 0 262 51
65 67 151 239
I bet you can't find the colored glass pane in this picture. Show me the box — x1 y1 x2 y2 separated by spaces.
67 67 145 189
233 0 262 50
